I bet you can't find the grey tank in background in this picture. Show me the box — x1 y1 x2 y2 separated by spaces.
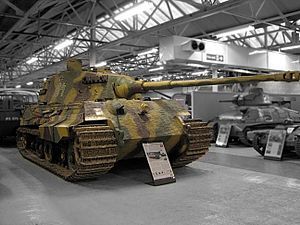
210 87 300 146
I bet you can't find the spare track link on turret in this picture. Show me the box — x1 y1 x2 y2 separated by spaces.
17 125 118 181
171 120 211 167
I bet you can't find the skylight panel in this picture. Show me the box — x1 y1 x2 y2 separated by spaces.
152 9 170 24
173 0 198 14
247 37 262 48
167 1 184 19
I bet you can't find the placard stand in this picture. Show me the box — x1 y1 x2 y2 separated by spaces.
142 142 176 186
216 124 232 147
264 129 286 161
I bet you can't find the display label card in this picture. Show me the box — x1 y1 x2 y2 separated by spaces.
142 142 176 185
264 129 286 161
216 124 232 147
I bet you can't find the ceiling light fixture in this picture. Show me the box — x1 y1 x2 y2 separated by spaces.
217 25 255 37
187 63 209 68
280 45 300 51
115 1 151 21
15 85 21 88
26 57 38 64
149 66 164 72
150 76 163 81
26 81 33 86
95 61 107 67
249 50 267 55
191 71 204 76
54 39 73 50
138 48 157 56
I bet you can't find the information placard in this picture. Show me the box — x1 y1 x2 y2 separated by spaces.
264 129 286 161
216 124 232 147
142 142 176 185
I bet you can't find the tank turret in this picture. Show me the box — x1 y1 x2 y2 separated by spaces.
219 87 272 106
16 59 300 181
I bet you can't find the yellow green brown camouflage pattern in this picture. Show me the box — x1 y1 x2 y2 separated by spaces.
16 59 300 181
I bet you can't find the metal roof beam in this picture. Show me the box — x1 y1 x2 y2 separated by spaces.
174 0 206 9
0 0 58 43
0 12 124 32
7 0 249 84
222 10 300 33
0 31 107 44
0 0 24 15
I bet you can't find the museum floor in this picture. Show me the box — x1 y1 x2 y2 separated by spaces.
1 142 300 225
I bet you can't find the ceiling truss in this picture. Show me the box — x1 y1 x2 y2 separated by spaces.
0 0 299 86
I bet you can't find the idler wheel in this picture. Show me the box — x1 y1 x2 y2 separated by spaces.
17 134 27 150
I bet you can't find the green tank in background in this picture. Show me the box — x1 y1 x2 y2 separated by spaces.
211 87 300 146
16 59 300 181
0 89 38 139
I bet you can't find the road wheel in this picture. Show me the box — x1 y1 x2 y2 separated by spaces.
44 142 54 163
295 136 300 157
68 137 80 171
36 140 45 159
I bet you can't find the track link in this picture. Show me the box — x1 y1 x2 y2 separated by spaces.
17 125 118 181
172 120 211 167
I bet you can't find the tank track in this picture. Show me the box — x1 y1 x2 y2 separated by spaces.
17 125 118 181
171 120 211 167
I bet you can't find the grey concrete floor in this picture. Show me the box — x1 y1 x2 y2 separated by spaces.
1 142 300 225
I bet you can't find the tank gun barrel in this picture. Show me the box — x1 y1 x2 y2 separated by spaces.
114 71 300 98
141 72 300 91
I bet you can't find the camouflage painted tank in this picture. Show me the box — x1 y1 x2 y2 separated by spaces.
211 87 300 146
16 59 300 181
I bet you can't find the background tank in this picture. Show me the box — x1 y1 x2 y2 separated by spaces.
16 59 300 181
211 87 300 146
0 89 38 139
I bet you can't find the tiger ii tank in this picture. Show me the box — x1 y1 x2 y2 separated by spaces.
16 59 300 181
